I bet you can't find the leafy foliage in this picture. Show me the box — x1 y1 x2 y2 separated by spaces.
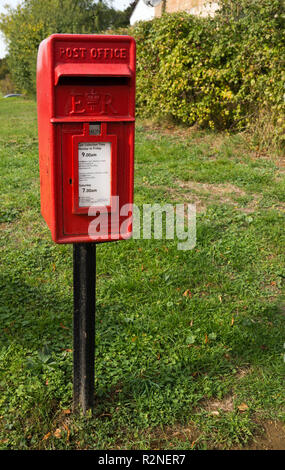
0 58 9 80
129 0 284 143
0 0 131 94
0 58 13 95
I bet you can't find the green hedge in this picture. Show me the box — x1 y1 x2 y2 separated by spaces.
1 0 284 142
129 0 284 135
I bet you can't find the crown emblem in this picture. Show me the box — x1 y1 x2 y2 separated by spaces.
86 90 100 111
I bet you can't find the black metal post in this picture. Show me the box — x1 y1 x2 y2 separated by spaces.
73 243 96 414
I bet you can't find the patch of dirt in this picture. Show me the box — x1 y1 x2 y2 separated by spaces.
174 180 261 213
235 367 252 380
143 178 285 214
175 192 209 213
142 179 263 213
201 394 235 415
244 420 285 450
154 418 285 450
146 413 285 450
148 422 200 450
178 181 247 197
276 157 285 170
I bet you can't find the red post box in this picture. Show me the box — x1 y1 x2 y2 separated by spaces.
37 34 136 243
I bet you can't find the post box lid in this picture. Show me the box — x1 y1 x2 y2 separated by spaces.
54 63 132 85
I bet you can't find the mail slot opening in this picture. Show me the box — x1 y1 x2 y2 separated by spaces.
56 76 130 87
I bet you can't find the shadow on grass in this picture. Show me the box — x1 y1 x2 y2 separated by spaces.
0 272 73 350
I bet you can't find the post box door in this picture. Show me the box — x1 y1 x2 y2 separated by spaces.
58 121 134 240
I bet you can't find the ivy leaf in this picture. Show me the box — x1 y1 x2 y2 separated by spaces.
208 332 217 340
186 334 196 345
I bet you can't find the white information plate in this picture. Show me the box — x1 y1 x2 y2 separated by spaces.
78 142 111 208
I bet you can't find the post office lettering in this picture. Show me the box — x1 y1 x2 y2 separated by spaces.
59 47 127 60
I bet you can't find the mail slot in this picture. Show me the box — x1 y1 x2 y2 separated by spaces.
37 34 136 243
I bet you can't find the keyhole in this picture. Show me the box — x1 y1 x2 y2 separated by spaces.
69 178 72 185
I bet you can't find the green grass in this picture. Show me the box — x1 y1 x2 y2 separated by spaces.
0 98 284 450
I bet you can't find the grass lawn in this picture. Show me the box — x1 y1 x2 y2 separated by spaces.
0 97 284 450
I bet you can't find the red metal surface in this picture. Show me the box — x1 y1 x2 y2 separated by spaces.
37 34 136 243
